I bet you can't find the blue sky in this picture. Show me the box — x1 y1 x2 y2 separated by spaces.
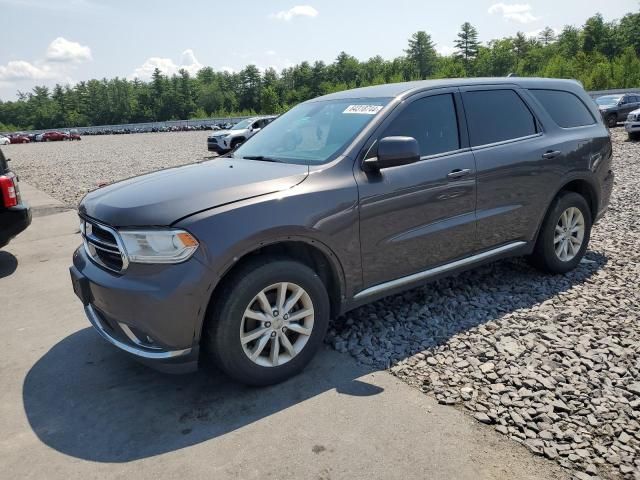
0 0 637 100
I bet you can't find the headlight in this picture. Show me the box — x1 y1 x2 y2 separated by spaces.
118 229 199 264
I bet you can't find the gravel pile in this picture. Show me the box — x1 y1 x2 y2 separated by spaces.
4 130 212 207
327 129 639 479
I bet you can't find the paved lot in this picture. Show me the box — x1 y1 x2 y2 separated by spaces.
0 183 568 479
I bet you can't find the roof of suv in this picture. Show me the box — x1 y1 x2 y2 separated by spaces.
310 77 585 102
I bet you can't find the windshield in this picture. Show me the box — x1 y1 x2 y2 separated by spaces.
231 119 253 130
234 98 390 164
596 95 621 107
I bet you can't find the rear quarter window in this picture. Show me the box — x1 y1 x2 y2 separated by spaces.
462 89 537 147
530 89 595 128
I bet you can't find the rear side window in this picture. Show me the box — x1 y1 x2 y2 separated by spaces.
383 94 460 157
462 89 537 147
530 89 595 128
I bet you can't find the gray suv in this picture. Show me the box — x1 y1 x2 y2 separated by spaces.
596 93 640 127
70 78 614 385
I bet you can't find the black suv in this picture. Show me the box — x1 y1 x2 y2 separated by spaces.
0 148 31 248
596 92 640 127
71 78 613 385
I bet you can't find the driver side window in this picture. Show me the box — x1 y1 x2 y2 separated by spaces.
382 94 460 157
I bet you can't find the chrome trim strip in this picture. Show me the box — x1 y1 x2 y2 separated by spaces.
354 241 526 300
119 322 163 350
85 305 192 359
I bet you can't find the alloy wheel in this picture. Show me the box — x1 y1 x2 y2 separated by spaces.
554 207 585 262
240 282 314 367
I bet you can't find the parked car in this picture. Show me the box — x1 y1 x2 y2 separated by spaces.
596 93 640 127
66 131 81 141
207 116 277 153
624 108 640 140
70 78 613 385
41 131 69 142
0 136 9 145
0 148 31 248
9 134 30 144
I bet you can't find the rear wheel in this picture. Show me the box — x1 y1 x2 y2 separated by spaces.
529 191 592 274
607 114 617 128
204 259 330 386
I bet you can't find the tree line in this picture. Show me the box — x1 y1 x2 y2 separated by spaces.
2 11 640 131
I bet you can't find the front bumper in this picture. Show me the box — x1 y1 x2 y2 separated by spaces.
0 202 31 247
70 245 213 373
624 121 640 133
207 140 228 153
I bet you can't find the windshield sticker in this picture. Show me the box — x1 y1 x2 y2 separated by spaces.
343 105 383 115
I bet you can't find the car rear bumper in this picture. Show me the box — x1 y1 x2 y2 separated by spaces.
0 202 31 247
70 246 213 373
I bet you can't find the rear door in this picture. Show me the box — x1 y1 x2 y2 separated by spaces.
460 86 555 250
355 89 477 289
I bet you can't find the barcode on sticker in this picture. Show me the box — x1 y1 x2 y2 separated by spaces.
343 105 383 115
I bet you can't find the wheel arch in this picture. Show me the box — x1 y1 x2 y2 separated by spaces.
197 236 346 346
533 176 599 246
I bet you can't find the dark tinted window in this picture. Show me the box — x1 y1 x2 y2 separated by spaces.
463 89 537 146
383 94 459 157
530 89 595 128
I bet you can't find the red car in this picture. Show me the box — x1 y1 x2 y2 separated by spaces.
9 135 30 144
67 132 81 141
41 131 69 142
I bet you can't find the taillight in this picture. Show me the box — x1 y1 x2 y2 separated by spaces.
0 175 18 207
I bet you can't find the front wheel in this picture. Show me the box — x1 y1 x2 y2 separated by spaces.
204 259 330 386
529 191 592 274
607 114 617 128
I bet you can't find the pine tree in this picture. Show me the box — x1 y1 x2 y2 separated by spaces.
538 27 556 46
405 31 438 79
454 22 480 71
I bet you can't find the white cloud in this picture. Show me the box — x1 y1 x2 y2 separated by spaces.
45 37 92 63
219 66 235 74
0 60 54 81
488 3 538 24
130 49 203 80
269 5 318 21
265 50 277 56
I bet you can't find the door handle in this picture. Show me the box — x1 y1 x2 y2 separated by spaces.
447 168 471 179
542 150 562 159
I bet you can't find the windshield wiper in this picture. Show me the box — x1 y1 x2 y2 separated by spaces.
241 155 282 162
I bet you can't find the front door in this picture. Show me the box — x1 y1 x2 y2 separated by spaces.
355 90 477 289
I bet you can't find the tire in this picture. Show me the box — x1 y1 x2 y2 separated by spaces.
629 132 640 141
204 258 330 386
530 191 592 274
607 114 617 128
230 138 244 150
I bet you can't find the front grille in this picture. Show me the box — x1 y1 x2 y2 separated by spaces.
81 217 128 273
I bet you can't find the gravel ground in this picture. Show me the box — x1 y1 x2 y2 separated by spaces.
4 129 639 478
328 129 640 480
4 131 213 207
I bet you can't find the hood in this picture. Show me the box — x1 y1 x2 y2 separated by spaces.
209 130 231 137
79 158 309 227
208 128 247 138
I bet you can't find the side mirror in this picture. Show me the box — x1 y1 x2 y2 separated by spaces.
364 136 420 171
